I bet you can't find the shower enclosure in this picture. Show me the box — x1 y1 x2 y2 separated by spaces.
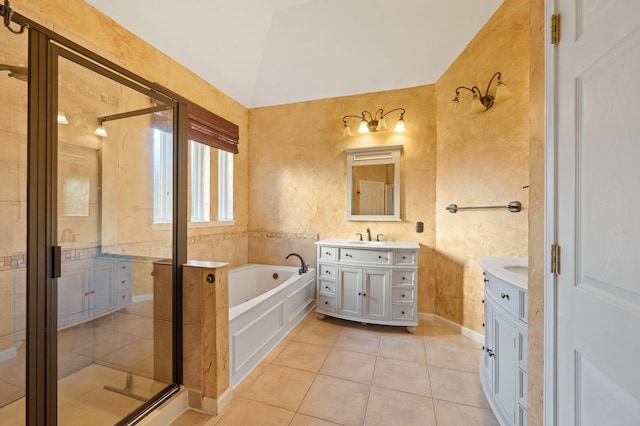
0 5 186 424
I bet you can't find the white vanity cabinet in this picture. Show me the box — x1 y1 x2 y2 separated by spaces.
316 239 419 332
58 256 132 329
479 257 528 426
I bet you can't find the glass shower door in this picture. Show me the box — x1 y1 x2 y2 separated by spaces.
0 22 28 425
55 49 176 424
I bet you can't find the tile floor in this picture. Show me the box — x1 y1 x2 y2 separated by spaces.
171 313 498 426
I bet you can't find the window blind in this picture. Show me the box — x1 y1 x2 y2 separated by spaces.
187 103 239 154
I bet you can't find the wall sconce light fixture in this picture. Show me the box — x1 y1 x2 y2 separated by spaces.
450 72 511 114
342 108 406 137
94 119 108 137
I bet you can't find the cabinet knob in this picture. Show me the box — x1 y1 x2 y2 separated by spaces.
500 293 510 300
325 252 331 255
362 293 366 297
325 270 331 274
482 299 485 304
484 279 489 283
488 350 495 358
402 276 406 280
325 286 330 290
345 253 352 257
358 292 362 296
401 310 406 315
402 294 405 298
482 322 485 327
325 301 329 305
403 256 406 260
206 274 215 284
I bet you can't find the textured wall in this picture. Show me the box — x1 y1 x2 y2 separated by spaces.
528 0 545 424
248 86 438 314
434 0 531 333
13 0 251 268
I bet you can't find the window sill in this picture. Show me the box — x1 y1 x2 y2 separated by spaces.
189 220 236 228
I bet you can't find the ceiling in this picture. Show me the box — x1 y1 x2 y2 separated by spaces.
85 0 504 108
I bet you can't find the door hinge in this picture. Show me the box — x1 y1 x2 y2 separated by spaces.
551 244 561 275
551 14 560 45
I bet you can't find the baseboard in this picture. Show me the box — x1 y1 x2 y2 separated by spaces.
132 293 154 303
418 312 484 344
0 346 17 362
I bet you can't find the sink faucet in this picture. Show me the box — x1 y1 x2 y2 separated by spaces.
285 253 308 275
366 228 372 241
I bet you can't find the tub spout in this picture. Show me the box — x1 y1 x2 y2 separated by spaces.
285 253 308 275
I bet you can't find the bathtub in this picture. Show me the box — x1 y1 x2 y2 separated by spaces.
228 263 316 387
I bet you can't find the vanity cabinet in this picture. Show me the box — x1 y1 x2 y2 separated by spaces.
479 257 528 426
316 239 419 332
58 256 132 329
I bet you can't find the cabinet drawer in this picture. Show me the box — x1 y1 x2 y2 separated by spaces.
485 275 518 317
115 260 130 276
339 248 391 265
392 287 414 303
394 251 416 266
318 263 337 279
318 246 337 261
115 275 130 291
392 270 415 285
317 294 336 313
519 290 528 324
319 279 335 295
115 288 131 309
518 368 528 408
391 304 414 321
519 331 527 369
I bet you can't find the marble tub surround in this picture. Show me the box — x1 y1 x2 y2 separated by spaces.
181 261 231 414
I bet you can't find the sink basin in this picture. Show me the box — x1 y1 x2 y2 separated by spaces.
350 241 385 246
504 265 528 276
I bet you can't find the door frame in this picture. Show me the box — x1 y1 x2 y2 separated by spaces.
544 0 559 425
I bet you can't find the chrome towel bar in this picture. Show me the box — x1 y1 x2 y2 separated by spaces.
445 201 521 214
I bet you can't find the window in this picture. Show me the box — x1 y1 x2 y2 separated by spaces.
187 140 234 225
190 140 210 222
153 128 173 224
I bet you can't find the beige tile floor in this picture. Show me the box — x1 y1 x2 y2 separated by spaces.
171 314 499 426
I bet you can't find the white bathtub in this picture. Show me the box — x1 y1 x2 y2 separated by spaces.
228 264 316 387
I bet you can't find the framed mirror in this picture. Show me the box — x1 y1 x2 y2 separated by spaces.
346 145 401 221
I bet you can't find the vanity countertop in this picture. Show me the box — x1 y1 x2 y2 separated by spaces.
316 238 419 250
478 256 528 290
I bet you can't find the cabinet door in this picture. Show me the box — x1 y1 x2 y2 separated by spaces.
363 269 389 321
493 307 517 424
58 265 90 328
338 266 362 317
92 261 114 318
482 300 494 393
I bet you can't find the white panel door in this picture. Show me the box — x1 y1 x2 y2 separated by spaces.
359 180 385 215
554 0 640 424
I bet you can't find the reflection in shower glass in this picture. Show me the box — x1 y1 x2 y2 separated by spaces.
56 53 175 423
0 22 28 425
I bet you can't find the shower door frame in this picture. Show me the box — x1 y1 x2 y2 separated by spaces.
0 6 190 425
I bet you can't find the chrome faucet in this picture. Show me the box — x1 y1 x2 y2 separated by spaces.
285 253 308 275
366 228 372 241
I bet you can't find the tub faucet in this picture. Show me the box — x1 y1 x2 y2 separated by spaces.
366 228 372 241
285 253 308 275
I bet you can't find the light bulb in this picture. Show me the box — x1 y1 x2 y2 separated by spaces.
94 123 108 137
494 80 512 102
342 123 353 137
57 112 69 124
358 119 370 133
449 95 460 114
394 117 406 132
470 95 485 114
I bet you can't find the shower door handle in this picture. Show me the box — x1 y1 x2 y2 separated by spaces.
52 245 62 278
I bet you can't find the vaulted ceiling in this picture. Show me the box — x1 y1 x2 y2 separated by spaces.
85 0 504 108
